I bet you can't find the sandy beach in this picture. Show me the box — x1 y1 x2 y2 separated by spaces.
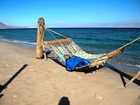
0 41 140 105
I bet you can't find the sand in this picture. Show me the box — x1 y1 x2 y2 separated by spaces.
0 41 140 105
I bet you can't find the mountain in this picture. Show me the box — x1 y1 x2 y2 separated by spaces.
0 22 10 29
0 22 28 29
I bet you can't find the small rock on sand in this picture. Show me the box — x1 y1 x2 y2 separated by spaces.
95 94 104 100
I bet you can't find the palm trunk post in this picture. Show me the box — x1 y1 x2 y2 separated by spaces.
36 18 45 59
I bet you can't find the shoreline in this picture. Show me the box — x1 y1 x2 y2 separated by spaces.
0 40 140 105
0 38 139 73
0 38 36 48
0 27 140 70
0 40 139 80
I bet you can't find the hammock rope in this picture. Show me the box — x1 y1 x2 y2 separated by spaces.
46 28 140 53
47 28 68 38
47 29 69 54
119 37 140 50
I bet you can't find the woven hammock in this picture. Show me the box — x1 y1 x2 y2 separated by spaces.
43 29 140 69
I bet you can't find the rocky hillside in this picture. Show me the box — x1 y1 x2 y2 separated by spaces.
0 22 10 29
0 22 27 29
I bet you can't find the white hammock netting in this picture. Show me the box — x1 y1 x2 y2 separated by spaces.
44 40 106 65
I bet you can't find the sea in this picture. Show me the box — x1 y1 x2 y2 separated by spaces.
0 28 140 72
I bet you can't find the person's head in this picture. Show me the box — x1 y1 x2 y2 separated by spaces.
64 54 71 59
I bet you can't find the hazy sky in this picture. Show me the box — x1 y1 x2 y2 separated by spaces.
0 0 140 27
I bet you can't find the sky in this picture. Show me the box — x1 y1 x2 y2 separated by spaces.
0 0 140 28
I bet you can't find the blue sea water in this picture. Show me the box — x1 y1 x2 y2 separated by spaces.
0 28 140 71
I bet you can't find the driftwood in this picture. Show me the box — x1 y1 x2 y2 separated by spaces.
36 18 45 59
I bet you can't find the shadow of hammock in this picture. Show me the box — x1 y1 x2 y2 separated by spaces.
47 52 140 87
75 66 103 73
105 63 140 87
52 58 102 73
52 59 66 67
45 50 140 86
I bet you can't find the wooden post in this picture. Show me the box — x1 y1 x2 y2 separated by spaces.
125 71 140 87
36 18 45 59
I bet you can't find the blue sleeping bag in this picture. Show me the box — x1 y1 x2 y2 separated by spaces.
65 56 90 71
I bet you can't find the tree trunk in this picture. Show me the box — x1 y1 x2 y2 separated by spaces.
36 18 45 59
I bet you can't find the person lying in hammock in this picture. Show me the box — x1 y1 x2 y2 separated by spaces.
64 54 91 71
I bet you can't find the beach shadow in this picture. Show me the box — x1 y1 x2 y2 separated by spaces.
75 65 103 74
105 63 140 87
0 64 28 98
52 59 66 67
45 51 65 67
58 96 70 105
0 94 4 99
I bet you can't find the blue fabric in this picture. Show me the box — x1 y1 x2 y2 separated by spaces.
65 56 90 71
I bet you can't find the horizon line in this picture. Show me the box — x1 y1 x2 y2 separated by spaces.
1 27 140 29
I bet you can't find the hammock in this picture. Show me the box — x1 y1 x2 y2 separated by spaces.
43 29 140 69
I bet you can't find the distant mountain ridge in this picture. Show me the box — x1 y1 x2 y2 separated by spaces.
0 22 28 29
0 22 9 29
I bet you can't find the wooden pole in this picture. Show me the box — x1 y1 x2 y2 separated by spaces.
125 71 140 87
90 37 140 68
36 18 45 59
